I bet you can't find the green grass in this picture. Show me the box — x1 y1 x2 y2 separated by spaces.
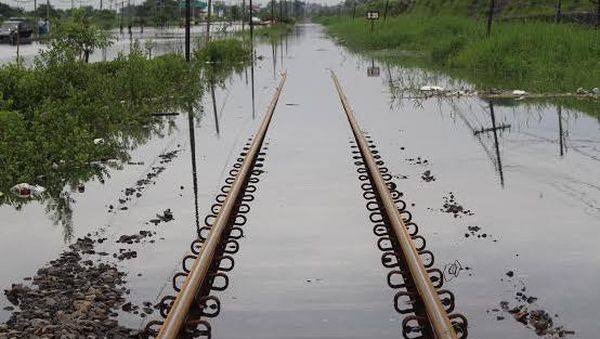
401 0 593 18
318 15 600 94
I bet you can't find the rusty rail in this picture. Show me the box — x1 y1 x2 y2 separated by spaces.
157 72 287 339
331 71 458 339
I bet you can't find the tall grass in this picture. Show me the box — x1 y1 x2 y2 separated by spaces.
319 15 600 93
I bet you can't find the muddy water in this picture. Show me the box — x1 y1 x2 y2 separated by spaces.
1 23 600 338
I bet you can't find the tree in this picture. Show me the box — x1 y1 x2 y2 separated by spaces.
0 3 23 19
43 9 113 64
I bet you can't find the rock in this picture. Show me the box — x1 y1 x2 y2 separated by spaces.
514 311 529 324
121 302 133 312
73 300 92 313
506 270 514 277
29 318 51 328
592 87 600 95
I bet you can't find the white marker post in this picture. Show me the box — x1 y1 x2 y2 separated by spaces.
366 11 379 32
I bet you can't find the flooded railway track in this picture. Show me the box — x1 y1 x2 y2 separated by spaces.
331 71 466 339
144 72 467 339
144 73 287 338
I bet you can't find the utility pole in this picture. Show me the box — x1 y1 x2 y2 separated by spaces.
185 0 191 60
46 0 49 22
100 0 103 10
271 0 274 23
249 0 253 38
206 0 212 44
241 0 245 34
33 0 37 39
352 1 356 19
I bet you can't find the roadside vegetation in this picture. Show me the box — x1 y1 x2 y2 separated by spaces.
0 10 250 222
318 15 599 94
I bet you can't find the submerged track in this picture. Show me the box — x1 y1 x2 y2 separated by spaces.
331 71 467 339
144 71 467 338
146 73 287 338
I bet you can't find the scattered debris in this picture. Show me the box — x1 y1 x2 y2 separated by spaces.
512 90 528 96
93 138 105 145
464 225 495 241
420 85 445 92
406 156 429 165
421 170 436 182
441 193 474 218
150 209 174 225
490 274 575 337
111 149 180 214
10 183 46 199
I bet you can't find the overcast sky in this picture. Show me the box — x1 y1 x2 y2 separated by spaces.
1 0 338 11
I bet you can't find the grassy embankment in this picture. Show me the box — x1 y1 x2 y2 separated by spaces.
317 16 599 115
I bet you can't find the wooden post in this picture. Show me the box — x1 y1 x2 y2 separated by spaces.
383 0 389 21
486 0 495 36
16 30 20 65
34 0 38 39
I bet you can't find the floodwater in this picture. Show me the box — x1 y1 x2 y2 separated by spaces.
1 23 600 338
0 23 241 65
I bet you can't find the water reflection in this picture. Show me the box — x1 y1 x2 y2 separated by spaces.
149 142 268 337
471 102 510 187
558 105 565 157
378 59 600 190
188 105 200 231
271 40 277 79
210 80 220 136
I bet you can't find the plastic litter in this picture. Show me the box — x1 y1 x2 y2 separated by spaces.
512 90 528 96
10 183 47 198
93 138 105 145
420 85 445 92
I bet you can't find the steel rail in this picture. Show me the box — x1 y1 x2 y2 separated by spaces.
331 71 457 339
157 72 287 339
